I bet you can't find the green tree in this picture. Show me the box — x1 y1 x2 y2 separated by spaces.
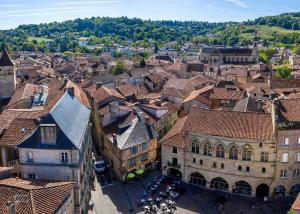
275 64 291 79
292 46 300 55
112 61 125 75
115 51 123 58
154 42 159 54
22 42 37 52
140 57 145 68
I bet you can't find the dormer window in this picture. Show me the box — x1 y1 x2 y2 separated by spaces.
40 124 56 144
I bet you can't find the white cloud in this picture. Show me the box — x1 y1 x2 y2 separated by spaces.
55 0 123 5
226 0 248 8
0 4 19 8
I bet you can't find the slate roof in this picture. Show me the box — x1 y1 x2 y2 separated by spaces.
107 116 155 150
183 107 273 141
0 48 14 66
18 91 91 150
0 178 74 214
233 97 265 113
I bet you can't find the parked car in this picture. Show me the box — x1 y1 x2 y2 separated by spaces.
94 160 106 173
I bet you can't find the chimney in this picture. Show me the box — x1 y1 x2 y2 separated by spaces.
96 82 102 89
112 134 117 145
6 201 16 214
67 87 75 97
109 102 120 118
256 99 263 111
155 99 161 107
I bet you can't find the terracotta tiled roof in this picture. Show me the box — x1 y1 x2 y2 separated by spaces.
0 118 37 147
292 193 300 211
86 84 124 104
0 109 43 134
210 88 245 100
116 84 137 97
0 178 75 214
189 75 216 87
269 78 300 89
146 73 164 84
183 107 273 140
160 116 187 148
252 73 266 80
278 98 300 122
162 87 190 99
164 78 194 92
183 85 214 105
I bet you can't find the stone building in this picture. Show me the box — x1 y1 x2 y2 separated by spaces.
271 98 300 197
17 90 93 214
161 104 300 198
0 49 16 103
199 47 258 65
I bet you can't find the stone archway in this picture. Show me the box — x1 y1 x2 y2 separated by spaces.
256 183 269 198
189 172 206 187
210 177 229 191
233 180 252 196
167 168 182 179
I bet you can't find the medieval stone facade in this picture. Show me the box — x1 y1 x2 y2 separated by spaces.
161 104 300 198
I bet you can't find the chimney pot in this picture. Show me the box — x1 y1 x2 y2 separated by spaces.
112 134 117 145
96 82 102 89
155 99 161 107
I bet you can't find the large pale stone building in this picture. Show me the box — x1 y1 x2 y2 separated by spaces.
0 49 16 102
161 102 300 198
199 47 258 65
17 90 93 214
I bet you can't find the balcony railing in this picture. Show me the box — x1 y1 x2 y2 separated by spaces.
167 161 180 169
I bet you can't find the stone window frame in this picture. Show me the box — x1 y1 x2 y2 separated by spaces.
242 144 252 161
215 143 225 158
191 138 200 154
228 144 239 160
203 142 212 156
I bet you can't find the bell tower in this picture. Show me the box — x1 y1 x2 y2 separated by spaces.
0 48 16 101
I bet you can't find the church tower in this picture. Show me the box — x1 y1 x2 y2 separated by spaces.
0 48 16 101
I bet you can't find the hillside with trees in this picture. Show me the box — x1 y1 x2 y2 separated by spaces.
1 12 300 53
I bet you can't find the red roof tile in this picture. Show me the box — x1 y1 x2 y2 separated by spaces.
0 178 75 214
183 107 273 140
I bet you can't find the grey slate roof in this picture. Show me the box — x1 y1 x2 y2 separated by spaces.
233 97 264 113
18 91 91 150
0 48 14 66
109 117 154 150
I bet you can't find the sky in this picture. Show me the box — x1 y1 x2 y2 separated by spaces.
0 0 300 30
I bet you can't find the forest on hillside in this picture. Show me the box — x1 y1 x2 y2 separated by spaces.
1 12 300 53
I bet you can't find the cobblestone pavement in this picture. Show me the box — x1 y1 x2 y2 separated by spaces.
90 170 295 214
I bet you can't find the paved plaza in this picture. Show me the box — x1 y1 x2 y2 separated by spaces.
90 170 295 214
